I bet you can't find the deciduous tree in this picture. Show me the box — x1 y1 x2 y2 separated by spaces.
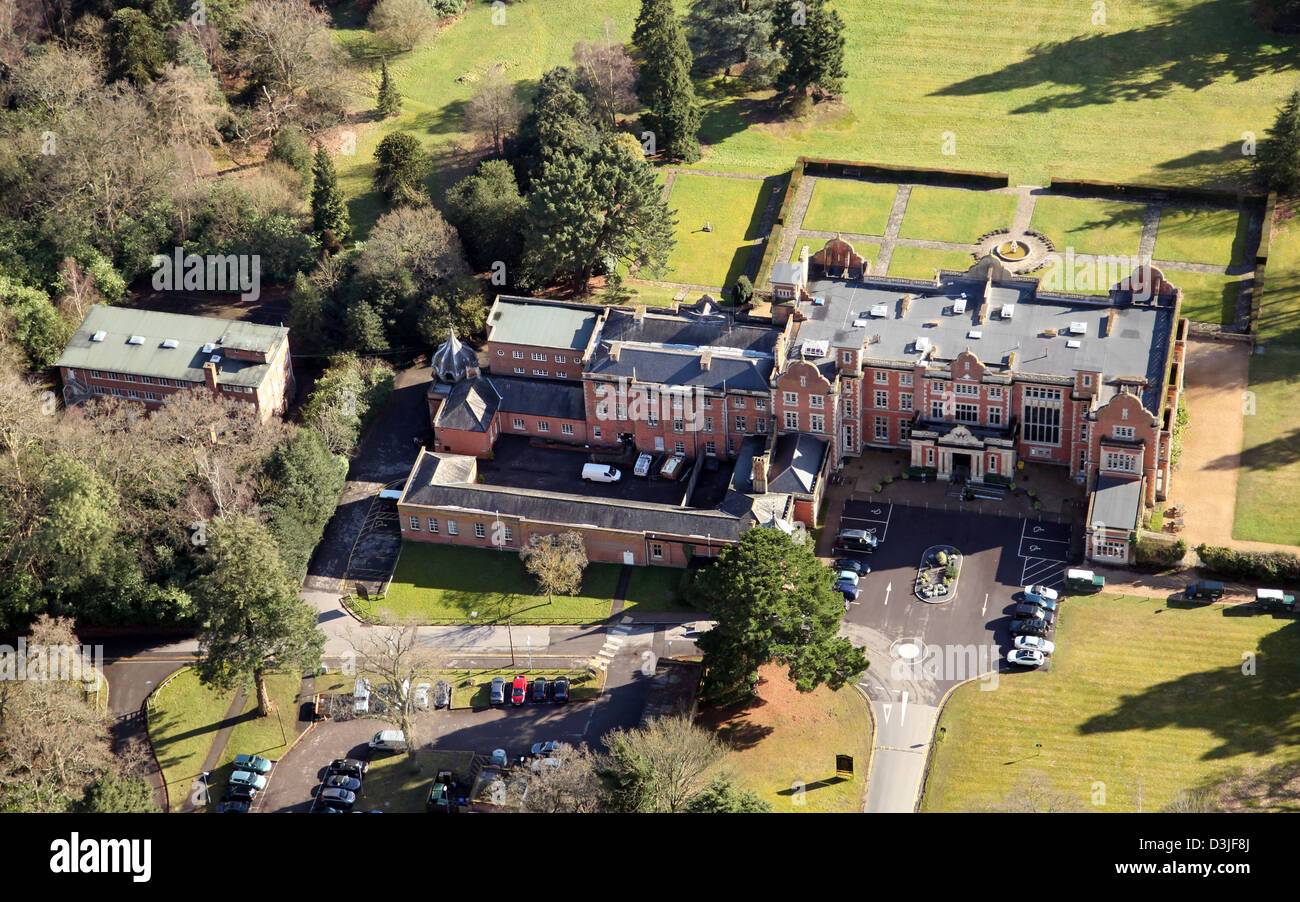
520 531 589 605
465 67 523 156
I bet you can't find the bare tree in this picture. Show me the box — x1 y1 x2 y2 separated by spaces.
513 744 607 813
235 0 350 132
968 772 1084 813
603 713 726 813
148 63 225 177
368 0 439 52
8 44 102 118
348 623 444 772
464 67 523 156
520 531 588 605
573 17 639 130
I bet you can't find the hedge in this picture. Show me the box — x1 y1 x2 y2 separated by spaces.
1196 543 1300 584
1131 532 1187 568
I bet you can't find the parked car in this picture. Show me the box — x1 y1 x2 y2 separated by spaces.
413 682 430 710
233 754 272 775
324 774 362 793
489 677 506 706
581 462 621 483
531 741 567 756
1014 635 1055 655
229 770 267 791
1022 584 1059 602
215 799 250 814
838 583 860 602
1010 618 1050 637
433 680 451 709
1006 648 1046 668
1013 603 1054 624
551 676 570 704
1184 580 1224 600
510 675 527 706
1020 594 1060 614
834 558 869 576
1065 568 1105 593
1255 588 1298 612
834 569 860 587
660 453 686 480
835 528 879 553
318 787 356 810
633 453 653 477
531 677 547 703
222 784 256 803
369 730 407 752
327 758 369 779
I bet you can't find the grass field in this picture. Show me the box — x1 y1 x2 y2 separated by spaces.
1171 269 1240 325
921 594 1300 812
662 173 772 289
620 565 695 615
146 669 234 811
360 749 476 813
380 542 621 622
1028 194 1147 258
699 665 872 813
1153 206 1250 267
885 245 975 280
898 186 1019 245
801 178 899 236
1234 203 1300 543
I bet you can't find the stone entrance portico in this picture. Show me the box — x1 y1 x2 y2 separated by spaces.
909 422 1017 482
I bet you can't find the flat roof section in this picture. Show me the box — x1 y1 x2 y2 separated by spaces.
488 297 600 351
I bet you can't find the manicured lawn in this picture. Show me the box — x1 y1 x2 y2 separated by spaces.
1028 194 1147 258
1153 206 1250 267
884 245 975 281
360 749 476 813
623 282 694 307
800 178 899 236
699 665 872 813
621 565 695 615
789 236 880 273
447 668 602 708
1170 269 1240 325
146 668 237 812
217 673 303 766
1234 204 1300 544
663 173 773 289
897 186 1019 245
378 542 620 623
922 594 1300 812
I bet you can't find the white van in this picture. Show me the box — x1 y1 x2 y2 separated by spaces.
368 729 408 752
581 462 621 483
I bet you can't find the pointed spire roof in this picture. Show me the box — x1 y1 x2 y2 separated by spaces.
432 326 476 383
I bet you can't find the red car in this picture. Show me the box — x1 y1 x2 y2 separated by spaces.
510 675 527 707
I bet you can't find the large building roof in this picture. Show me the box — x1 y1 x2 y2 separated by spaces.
400 450 749 541
792 276 1174 411
56 305 288 389
487 297 601 351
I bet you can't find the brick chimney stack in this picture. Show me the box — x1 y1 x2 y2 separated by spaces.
752 452 769 493
609 341 622 362
700 349 712 371
203 361 219 394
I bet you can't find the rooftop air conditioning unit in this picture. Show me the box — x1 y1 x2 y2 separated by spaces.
967 330 982 339
201 343 215 354
127 335 145 345
90 331 107 342
1001 304 1015 320
869 304 889 318
915 336 932 354
209 354 221 364
1066 340 1082 349
162 339 179 349
1069 321 1087 335
953 298 967 314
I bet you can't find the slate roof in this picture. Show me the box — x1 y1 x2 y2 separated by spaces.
56 305 287 389
766 432 827 495
771 262 803 286
598 307 781 356
1091 475 1143 531
435 375 585 433
587 345 774 393
400 450 749 540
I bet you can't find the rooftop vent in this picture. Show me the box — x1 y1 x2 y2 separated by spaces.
1000 304 1015 320
967 330 983 339
209 354 221 364
915 336 932 355
127 335 145 345
803 340 829 358
201 343 216 354
869 304 889 318
953 298 967 314
852 318 868 328
1069 322 1087 335
161 339 179 349
90 331 107 342
1066 340 1082 349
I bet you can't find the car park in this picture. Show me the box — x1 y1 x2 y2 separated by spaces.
531 677 547 703
1006 648 1046 668
489 677 506 706
551 676 570 704
327 758 369 779
1010 618 1050 637
633 453 653 477
530 741 567 756
1065 569 1105 593
510 675 527 706
1014 635 1055 655
835 528 879 553
229 770 268 792
433 680 451 708
233 754 273 775
1013 603 1054 624
1184 580 1224 600
324 774 362 793
318 787 356 810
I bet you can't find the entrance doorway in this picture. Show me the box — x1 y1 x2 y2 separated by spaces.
951 452 972 484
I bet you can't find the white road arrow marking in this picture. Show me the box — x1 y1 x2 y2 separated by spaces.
881 703 892 724
884 582 892 605
982 592 989 616
899 691 909 725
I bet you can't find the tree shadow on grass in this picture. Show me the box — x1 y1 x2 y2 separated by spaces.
1201 424 1300 472
931 0 1300 113
1077 619 1300 761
